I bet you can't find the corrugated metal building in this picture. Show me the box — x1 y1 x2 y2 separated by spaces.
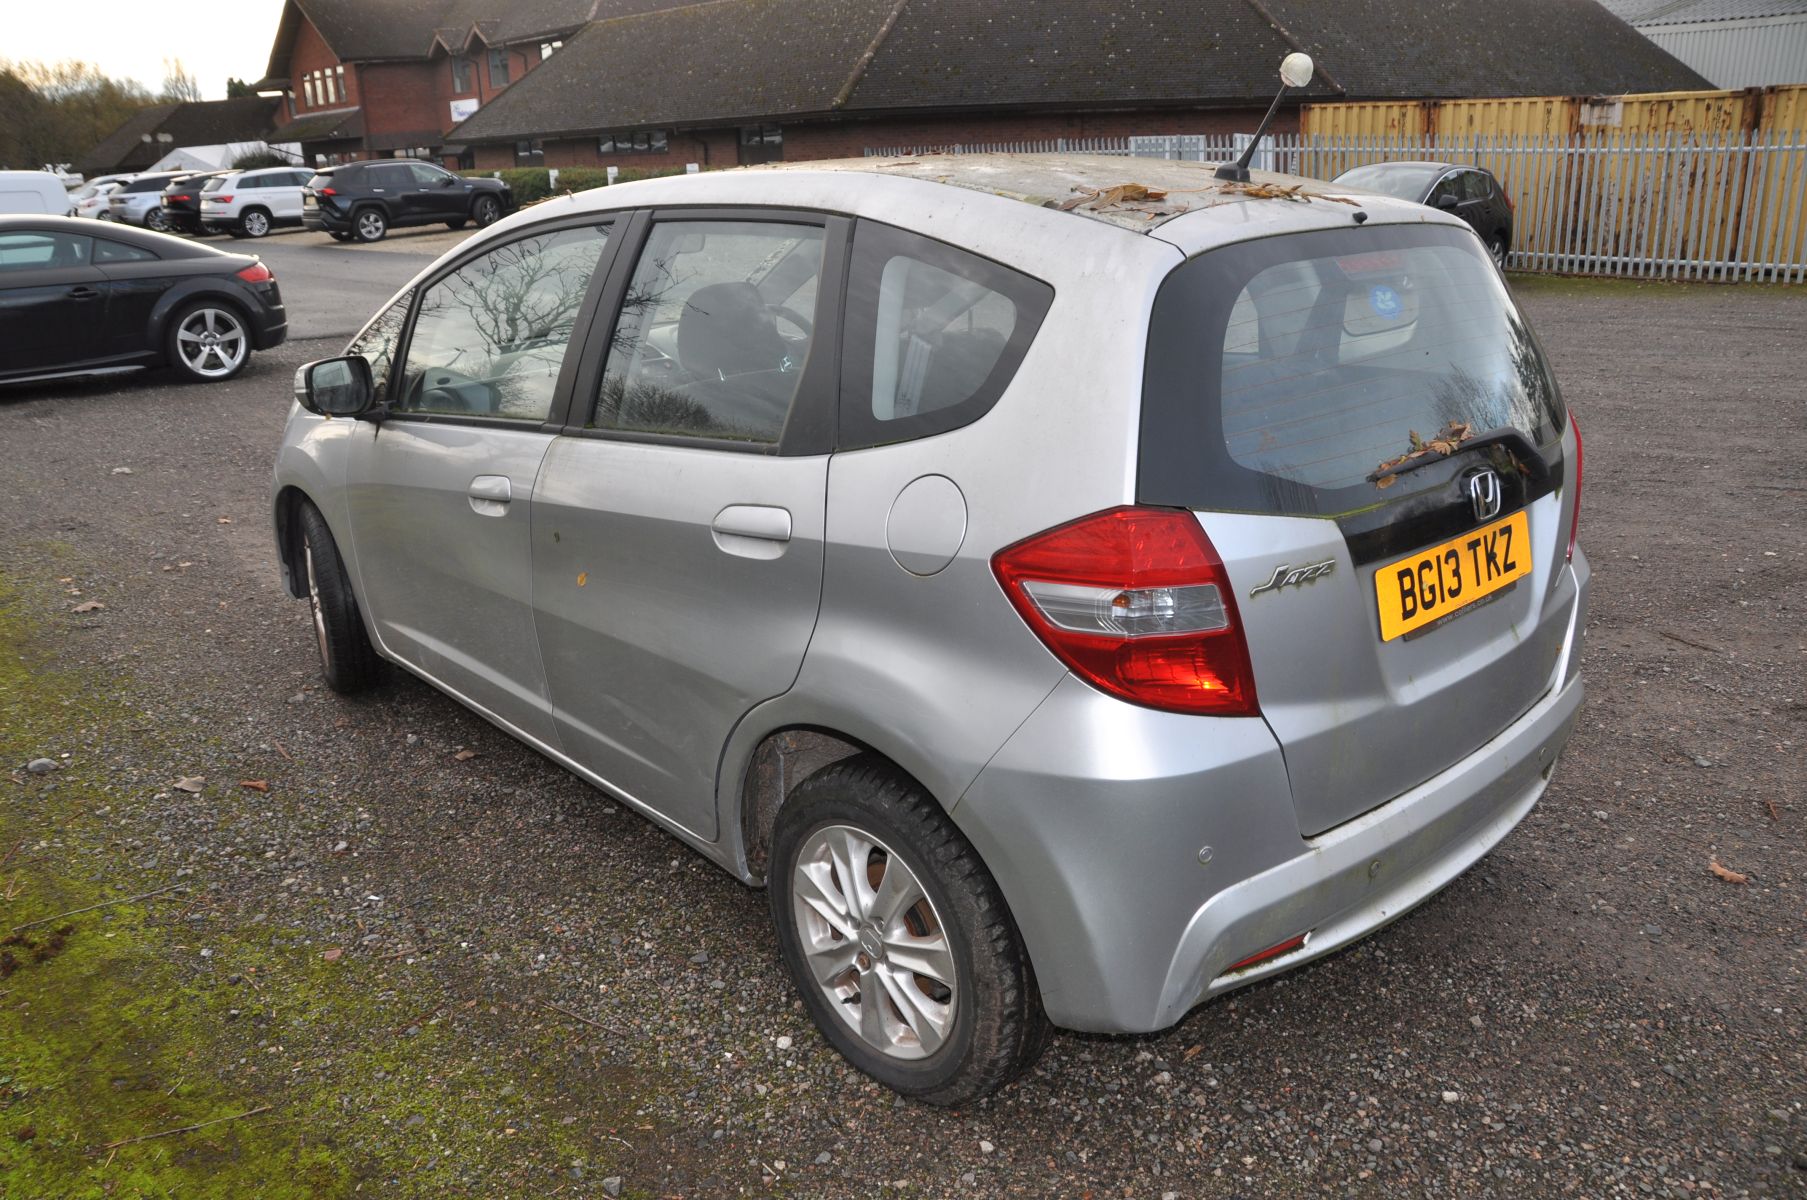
1603 0 1807 88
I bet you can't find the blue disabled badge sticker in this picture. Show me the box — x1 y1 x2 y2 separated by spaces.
1369 284 1403 319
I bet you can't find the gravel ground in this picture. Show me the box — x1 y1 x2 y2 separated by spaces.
0 275 1801 1198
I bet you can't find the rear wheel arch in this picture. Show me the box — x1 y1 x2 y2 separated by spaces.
738 727 872 885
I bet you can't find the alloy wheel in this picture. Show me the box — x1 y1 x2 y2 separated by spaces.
174 307 248 379
243 210 270 237
356 210 386 241
303 539 330 666
146 207 169 232
790 824 957 1060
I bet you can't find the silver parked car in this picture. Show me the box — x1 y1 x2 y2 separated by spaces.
272 153 1588 1104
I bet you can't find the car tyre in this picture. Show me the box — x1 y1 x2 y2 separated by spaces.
472 195 501 227
768 755 1051 1106
166 300 251 383
241 208 272 238
352 207 388 243
145 206 170 232
1489 235 1509 270
296 502 381 694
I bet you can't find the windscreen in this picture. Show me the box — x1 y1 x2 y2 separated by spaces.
1140 224 1564 517
1332 164 1442 202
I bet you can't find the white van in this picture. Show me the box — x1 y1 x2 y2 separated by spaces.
0 171 75 216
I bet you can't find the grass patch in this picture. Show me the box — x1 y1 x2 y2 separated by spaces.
0 571 646 1197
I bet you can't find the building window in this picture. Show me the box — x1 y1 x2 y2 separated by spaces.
303 77 316 108
451 56 473 93
334 65 346 102
599 130 668 155
456 148 476 170
539 40 562 60
738 124 783 164
515 139 544 166
488 49 510 88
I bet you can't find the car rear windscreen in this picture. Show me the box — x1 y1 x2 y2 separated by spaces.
202 176 230 193
1332 164 1443 202
1139 224 1565 517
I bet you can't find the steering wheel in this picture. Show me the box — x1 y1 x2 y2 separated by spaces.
768 304 814 337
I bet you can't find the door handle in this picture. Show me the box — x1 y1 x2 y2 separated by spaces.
468 475 512 516
67 286 101 300
711 505 792 559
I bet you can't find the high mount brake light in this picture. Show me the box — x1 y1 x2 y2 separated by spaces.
992 507 1259 717
236 262 273 284
1567 414 1583 562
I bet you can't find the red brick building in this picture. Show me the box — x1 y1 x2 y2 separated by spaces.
253 0 627 167
252 0 1707 174
445 0 1708 171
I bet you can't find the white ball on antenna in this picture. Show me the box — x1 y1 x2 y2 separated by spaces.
1280 52 1314 88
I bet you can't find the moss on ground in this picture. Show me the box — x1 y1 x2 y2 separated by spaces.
0 572 644 1197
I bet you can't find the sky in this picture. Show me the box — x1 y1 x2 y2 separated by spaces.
4 0 289 99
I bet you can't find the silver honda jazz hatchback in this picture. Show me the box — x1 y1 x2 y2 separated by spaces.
273 153 1587 1104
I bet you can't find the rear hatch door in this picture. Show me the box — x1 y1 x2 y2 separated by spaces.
1140 223 1578 837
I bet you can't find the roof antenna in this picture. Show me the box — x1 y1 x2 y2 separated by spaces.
1216 52 1314 182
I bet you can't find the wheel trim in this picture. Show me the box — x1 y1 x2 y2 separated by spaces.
302 538 330 665
357 211 384 238
476 197 499 223
245 211 269 236
1491 239 1508 268
792 824 956 1061
175 307 248 378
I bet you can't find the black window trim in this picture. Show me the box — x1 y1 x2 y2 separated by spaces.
557 206 850 458
376 212 622 433
835 217 1055 452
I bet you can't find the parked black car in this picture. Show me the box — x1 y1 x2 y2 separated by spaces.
159 171 230 236
302 161 511 243
0 215 286 386
1329 161 1515 267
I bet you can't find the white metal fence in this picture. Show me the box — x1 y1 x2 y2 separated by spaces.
865 132 1807 283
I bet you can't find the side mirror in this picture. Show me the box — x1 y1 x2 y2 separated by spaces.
1435 193 1461 211
294 355 375 417
441 175 457 187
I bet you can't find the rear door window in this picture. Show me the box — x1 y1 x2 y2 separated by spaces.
837 221 1052 448
589 218 827 446
1140 224 1564 517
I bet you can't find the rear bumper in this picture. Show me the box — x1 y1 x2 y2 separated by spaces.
954 629 1585 1034
302 207 351 233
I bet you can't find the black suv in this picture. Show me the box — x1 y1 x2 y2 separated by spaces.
1329 161 1516 268
302 161 511 243
159 171 229 236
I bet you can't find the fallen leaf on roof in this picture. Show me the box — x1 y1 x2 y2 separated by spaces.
1059 182 1170 211
1708 858 1749 884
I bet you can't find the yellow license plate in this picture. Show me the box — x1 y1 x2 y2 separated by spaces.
1374 510 1530 641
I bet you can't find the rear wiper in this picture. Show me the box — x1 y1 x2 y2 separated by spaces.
1365 426 1550 484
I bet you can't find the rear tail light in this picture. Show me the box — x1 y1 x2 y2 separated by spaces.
316 187 336 197
991 506 1259 717
236 262 273 284
171 194 191 202
1566 414 1583 561
212 194 233 203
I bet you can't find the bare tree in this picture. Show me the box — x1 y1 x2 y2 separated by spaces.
160 57 201 103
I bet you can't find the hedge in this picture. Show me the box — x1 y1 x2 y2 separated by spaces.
457 163 701 205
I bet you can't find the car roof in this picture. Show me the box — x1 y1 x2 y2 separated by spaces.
0 213 248 260
526 153 1445 240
